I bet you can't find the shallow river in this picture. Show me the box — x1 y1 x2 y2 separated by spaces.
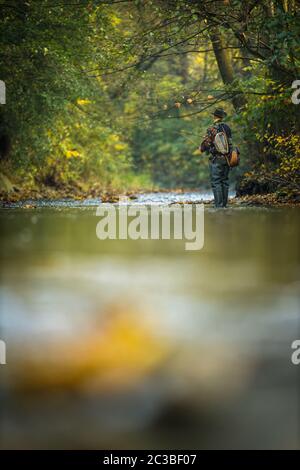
0 192 299 449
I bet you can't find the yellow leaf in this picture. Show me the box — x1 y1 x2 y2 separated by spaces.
65 149 80 158
114 143 126 151
77 98 91 106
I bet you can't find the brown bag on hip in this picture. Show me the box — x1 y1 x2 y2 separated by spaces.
227 147 240 167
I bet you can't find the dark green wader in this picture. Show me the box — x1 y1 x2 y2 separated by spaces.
209 157 230 208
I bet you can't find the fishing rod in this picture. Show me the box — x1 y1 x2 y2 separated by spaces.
173 130 204 147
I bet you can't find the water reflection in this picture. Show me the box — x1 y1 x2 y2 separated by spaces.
0 199 299 449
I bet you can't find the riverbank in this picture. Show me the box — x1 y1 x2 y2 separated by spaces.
232 193 300 207
0 179 141 204
1 167 299 208
1 187 299 209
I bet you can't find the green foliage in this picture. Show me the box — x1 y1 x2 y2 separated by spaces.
0 0 145 190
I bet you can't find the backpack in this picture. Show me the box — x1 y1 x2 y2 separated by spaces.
212 124 229 155
206 123 240 167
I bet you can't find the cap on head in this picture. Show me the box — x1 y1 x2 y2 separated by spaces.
213 108 227 119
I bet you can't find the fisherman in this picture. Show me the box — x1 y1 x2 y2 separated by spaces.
200 108 232 208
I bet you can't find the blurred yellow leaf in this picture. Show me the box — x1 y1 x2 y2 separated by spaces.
77 98 91 106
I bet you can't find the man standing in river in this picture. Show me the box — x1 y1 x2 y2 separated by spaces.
200 108 232 208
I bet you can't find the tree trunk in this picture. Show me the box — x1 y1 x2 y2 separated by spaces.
208 26 246 111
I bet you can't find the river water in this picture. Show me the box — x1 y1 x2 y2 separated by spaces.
0 192 299 449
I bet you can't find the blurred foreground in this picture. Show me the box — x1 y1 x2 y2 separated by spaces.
0 194 299 449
